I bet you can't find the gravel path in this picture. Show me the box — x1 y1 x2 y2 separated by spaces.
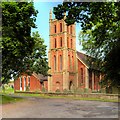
1 97 118 118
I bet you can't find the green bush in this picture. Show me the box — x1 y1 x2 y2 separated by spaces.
75 88 84 94
55 89 61 93
26 86 30 91
41 87 47 93
111 87 118 94
2 85 5 92
84 88 91 93
63 89 68 93
35 89 40 93
106 86 112 94
99 88 106 93
68 90 72 93
63 89 73 94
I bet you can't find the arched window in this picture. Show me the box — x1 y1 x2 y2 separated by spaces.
54 25 56 33
81 68 83 83
70 25 72 34
60 23 62 32
67 37 69 48
71 39 72 48
68 55 70 70
60 55 62 71
54 38 57 48
72 56 74 70
54 55 56 71
69 81 73 90
60 37 62 47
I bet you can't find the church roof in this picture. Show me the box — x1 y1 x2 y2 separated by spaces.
33 72 48 81
77 51 89 68
77 51 97 70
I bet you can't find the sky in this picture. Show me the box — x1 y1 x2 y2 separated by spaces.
32 2 84 56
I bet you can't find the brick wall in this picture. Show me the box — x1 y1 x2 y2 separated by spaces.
14 74 48 92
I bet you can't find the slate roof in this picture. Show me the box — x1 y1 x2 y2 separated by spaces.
77 51 89 68
33 72 48 81
77 51 97 70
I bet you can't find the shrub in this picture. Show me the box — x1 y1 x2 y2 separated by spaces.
35 89 40 93
98 88 106 93
68 90 73 93
75 88 84 94
55 89 61 93
2 85 5 93
41 87 47 93
106 86 112 94
112 87 118 94
63 89 68 93
26 86 30 91
84 88 91 93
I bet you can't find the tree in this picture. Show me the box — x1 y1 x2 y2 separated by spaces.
53 2 120 87
23 31 50 77
2 2 49 84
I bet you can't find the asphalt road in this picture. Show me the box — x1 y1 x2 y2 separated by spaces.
1 97 118 118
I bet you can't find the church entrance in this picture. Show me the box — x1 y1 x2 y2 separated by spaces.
56 81 60 90
69 81 74 90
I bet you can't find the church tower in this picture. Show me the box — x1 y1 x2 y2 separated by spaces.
48 10 78 92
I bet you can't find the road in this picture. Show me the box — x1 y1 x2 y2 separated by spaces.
1 97 118 118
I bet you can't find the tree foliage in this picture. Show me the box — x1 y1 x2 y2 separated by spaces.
24 31 50 77
2 2 49 84
53 2 120 87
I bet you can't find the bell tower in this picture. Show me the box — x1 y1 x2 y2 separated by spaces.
48 10 78 92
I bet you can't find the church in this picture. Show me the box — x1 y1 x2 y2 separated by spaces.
14 10 101 92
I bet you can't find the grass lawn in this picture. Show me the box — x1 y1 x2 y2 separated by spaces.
0 87 23 104
0 86 118 103
0 94 23 104
14 92 118 103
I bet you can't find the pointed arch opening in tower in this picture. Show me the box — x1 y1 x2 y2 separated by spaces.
54 24 56 33
54 38 57 48
67 37 69 48
60 37 62 47
60 23 62 32
54 55 56 71
60 55 62 71
68 55 70 70
72 56 74 71
71 39 72 48
70 25 72 34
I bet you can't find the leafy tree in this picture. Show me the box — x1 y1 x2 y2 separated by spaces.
53 2 120 87
2 2 49 84
23 31 50 77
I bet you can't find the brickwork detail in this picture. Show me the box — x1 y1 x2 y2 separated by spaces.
48 11 77 92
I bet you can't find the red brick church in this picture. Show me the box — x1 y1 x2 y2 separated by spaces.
14 10 101 92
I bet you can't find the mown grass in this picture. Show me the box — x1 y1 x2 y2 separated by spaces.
0 87 23 104
0 86 118 103
0 94 23 104
14 92 118 103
